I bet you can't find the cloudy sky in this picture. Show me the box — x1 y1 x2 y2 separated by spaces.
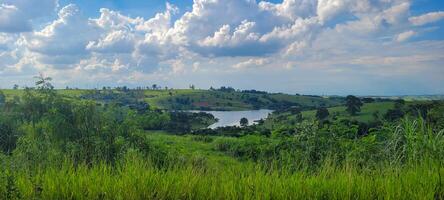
0 0 443 95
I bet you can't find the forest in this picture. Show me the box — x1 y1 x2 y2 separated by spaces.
0 76 443 199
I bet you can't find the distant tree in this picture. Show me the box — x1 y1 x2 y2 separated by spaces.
13 84 19 90
316 107 330 121
240 118 249 127
345 95 363 116
152 84 157 90
190 85 195 90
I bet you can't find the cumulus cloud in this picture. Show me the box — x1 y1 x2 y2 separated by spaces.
86 30 135 53
259 0 317 20
25 4 93 56
8 0 421 69
0 0 443 93
317 0 349 23
409 11 444 26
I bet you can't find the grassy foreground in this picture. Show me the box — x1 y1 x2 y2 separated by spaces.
1 159 442 200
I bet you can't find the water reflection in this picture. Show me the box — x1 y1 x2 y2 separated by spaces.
189 109 273 129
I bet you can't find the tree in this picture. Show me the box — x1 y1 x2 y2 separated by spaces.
316 107 329 121
34 74 56 101
240 117 249 127
13 84 19 90
34 74 54 91
345 95 363 116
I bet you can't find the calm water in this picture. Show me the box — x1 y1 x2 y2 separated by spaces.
190 109 273 129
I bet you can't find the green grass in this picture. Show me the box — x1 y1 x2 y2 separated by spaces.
143 131 240 167
2 158 442 199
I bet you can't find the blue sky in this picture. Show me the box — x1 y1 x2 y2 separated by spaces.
1 0 444 95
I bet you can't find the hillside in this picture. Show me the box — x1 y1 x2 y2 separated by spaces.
148 89 344 111
1 89 345 111
262 102 395 130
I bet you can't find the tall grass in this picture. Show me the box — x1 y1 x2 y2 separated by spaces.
1 158 443 200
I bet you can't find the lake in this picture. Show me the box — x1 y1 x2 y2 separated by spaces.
190 109 273 129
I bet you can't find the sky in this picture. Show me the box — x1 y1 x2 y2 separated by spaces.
0 0 444 95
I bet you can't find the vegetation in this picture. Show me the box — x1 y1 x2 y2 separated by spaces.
0 78 444 199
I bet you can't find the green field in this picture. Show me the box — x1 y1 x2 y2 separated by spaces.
150 90 343 111
302 102 395 122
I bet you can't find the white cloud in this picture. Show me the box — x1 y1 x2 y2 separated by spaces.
199 20 259 47
136 3 178 33
233 58 270 69
317 0 349 23
86 30 135 53
259 0 317 20
409 11 444 26
395 30 416 42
